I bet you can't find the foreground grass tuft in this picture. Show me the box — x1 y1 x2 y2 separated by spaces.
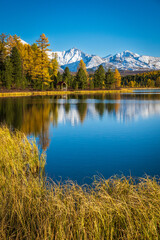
0 126 160 239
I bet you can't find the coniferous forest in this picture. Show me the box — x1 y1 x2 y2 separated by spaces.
0 33 160 91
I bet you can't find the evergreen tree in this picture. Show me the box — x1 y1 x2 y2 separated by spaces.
57 72 62 83
76 68 87 89
49 54 59 89
93 65 105 89
105 69 115 89
114 69 121 88
89 78 94 89
10 47 23 88
4 57 13 89
63 67 72 87
51 56 59 77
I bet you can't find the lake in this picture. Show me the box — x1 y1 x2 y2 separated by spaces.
0 90 160 183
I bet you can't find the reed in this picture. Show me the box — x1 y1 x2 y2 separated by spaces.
0 126 160 239
0 89 132 98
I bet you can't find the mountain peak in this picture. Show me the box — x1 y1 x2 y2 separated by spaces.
68 47 81 52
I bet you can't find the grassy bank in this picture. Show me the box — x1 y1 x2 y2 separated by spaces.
0 89 132 98
0 126 160 240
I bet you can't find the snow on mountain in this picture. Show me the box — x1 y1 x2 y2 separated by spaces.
50 49 160 72
48 48 105 72
101 50 160 71
20 39 160 72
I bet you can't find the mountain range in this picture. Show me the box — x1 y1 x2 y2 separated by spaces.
49 48 160 72
20 40 160 72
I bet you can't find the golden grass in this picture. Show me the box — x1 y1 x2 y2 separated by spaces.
0 89 132 98
0 126 160 239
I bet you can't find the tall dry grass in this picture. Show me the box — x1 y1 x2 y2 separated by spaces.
0 126 160 239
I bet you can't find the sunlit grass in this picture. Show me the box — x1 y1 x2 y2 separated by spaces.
0 126 160 239
0 89 132 98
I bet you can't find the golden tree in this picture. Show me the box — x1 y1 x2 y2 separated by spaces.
0 33 8 60
78 60 88 74
114 69 121 88
36 34 51 89
22 44 34 78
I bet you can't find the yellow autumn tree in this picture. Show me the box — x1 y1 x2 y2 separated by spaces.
77 59 88 85
0 33 8 60
22 44 34 80
7 35 24 55
114 69 121 88
35 34 51 90
156 77 160 87
77 60 88 75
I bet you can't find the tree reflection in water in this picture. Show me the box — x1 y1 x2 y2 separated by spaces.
0 92 160 150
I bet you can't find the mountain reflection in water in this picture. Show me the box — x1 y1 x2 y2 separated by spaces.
0 92 160 151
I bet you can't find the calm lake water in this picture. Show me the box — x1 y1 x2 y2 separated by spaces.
0 90 160 183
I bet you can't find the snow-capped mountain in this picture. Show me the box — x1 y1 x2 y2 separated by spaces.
20 39 160 72
102 50 160 71
49 48 160 72
48 48 105 72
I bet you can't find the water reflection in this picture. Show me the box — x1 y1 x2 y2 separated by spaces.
0 92 160 150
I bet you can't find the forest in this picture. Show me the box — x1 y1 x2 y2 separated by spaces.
0 33 160 91
121 71 160 88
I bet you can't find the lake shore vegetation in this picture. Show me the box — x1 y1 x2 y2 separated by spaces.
0 126 160 240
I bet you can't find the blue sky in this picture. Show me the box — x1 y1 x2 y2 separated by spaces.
1 0 160 57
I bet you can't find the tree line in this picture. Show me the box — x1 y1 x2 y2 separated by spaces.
0 33 122 90
122 71 160 88
1 32 159 90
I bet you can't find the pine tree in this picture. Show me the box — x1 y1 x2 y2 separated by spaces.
10 47 23 88
51 53 59 76
49 53 59 89
89 77 94 89
63 67 72 87
4 57 13 89
93 65 105 89
105 69 115 89
57 72 62 83
114 69 121 88
76 68 87 89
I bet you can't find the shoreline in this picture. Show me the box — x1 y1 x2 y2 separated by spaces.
0 89 133 98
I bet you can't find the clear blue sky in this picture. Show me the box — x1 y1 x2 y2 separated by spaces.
1 0 160 57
